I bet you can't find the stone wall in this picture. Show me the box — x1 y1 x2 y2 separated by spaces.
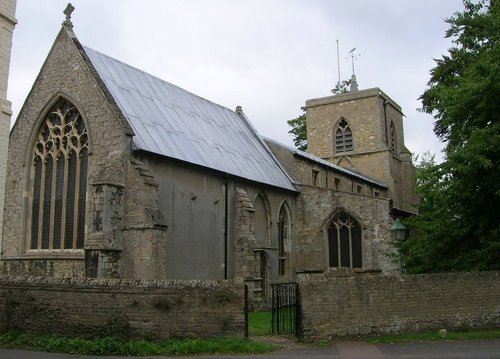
1 27 171 280
0 0 17 260
304 88 419 214
299 271 500 339
295 185 395 274
0 276 244 339
1 26 129 275
267 141 396 274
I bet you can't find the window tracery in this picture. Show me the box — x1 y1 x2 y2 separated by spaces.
29 98 88 250
254 193 271 245
327 211 362 268
390 121 396 153
334 118 353 153
278 203 290 276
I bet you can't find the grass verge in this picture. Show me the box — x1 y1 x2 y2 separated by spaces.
0 330 279 356
367 329 500 344
249 311 272 336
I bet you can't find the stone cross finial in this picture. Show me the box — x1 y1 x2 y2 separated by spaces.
63 3 75 29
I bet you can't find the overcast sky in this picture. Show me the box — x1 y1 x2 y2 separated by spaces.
8 0 464 162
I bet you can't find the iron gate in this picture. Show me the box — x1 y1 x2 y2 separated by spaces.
270 282 302 337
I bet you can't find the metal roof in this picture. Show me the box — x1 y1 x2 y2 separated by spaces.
84 46 297 192
264 138 388 189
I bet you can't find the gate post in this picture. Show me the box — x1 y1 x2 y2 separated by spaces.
295 283 302 338
244 285 249 338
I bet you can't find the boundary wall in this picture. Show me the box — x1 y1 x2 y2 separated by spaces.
299 270 500 339
0 276 244 339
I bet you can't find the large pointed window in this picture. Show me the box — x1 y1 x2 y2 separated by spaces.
29 98 88 250
278 203 291 276
334 118 353 153
254 193 271 245
327 211 362 268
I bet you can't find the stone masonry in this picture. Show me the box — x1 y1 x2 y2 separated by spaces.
1 25 167 279
0 0 17 256
299 270 500 339
0 275 244 339
233 187 267 309
305 88 419 214
2 26 129 276
267 140 398 274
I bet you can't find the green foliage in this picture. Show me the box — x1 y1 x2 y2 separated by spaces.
368 328 500 344
249 311 272 336
331 78 352 95
0 330 278 356
287 114 307 151
402 0 500 273
397 155 455 271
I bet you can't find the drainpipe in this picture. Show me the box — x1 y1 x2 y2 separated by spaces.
381 95 389 145
224 176 229 279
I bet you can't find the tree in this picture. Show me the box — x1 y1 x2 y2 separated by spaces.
398 154 466 272
399 0 500 272
287 79 352 151
287 113 307 151
331 78 352 95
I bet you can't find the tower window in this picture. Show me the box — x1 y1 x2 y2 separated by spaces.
390 121 396 153
29 98 88 250
335 118 353 153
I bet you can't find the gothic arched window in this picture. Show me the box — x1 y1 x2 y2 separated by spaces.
29 98 88 250
327 211 362 268
254 193 271 245
334 118 353 153
278 203 291 276
390 121 396 153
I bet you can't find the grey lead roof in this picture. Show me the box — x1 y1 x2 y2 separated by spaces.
84 46 297 192
264 138 388 189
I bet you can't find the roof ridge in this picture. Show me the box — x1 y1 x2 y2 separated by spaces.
83 46 297 192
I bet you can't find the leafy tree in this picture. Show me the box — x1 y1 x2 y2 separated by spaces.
287 79 352 151
287 113 307 151
398 154 465 272
399 0 500 272
331 78 352 95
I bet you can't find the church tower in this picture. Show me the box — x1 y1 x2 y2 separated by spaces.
0 0 17 245
305 87 419 215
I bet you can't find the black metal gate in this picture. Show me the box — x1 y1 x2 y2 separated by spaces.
270 282 301 337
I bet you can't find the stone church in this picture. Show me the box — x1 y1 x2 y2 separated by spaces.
1 6 418 306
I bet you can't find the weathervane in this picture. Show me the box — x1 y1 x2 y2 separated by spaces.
348 47 360 76
334 42 360 92
63 3 75 29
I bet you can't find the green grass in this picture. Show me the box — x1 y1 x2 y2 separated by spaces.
249 311 272 336
0 330 278 356
367 329 500 344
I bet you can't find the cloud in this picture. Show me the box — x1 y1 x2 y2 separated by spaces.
8 0 463 163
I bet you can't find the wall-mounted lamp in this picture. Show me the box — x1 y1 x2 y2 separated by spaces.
390 218 407 241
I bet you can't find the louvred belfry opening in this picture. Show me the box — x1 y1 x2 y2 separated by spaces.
334 118 353 153
29 98 88 250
